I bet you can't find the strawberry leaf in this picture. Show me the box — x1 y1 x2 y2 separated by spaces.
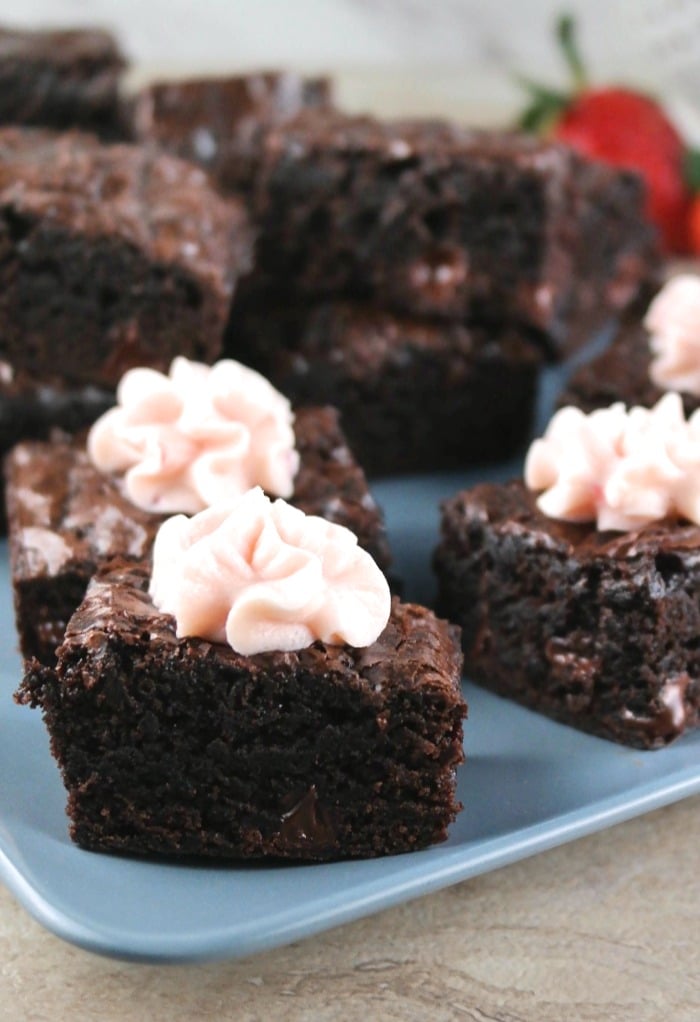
557 14 588 90
516 77 570 133
685 148 700 192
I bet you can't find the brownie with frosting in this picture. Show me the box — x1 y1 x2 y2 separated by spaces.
17 561 465 860
561 275 700 418
6 405 391 666
434 396 700 749
226 297 543 475
130 72 332 195
250 112 659 357
435 479 700 748
0 25 126 136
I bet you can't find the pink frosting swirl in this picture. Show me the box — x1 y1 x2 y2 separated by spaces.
525 393 700 531
149 487 391 655
87 357 299 514
646 274 700 395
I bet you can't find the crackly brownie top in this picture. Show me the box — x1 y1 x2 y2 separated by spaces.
0 25 125 69
6 404 390 581
65 561 464 699
444 479 700 562
0 127 252 288
560 317 700 421
259 109 587 174
133 72 331 156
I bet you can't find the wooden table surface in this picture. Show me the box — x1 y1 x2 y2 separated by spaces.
2 794 699 1021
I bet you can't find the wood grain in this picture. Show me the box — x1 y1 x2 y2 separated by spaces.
2 796 699 1021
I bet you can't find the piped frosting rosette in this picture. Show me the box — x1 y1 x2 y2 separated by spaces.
87 356 299 513
525 393 700 532
149 487 391 655
646 274 700 396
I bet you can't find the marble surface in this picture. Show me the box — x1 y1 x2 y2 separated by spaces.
2 796 700 1020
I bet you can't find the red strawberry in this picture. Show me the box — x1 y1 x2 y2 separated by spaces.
519 17 691 253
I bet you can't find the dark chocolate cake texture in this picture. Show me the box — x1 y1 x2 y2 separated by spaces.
563 274 700 418
18 491 465 860
6 357 391 666
435 393 700 749
0 24 126 136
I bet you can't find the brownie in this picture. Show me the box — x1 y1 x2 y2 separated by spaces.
0 25 126 136
17 566 465 861
6 405 391 667
0 127 253 391
131 72 332 195
559 317 700 418
250 112 659 355
434 480 700 748
227 298 543 475
0 373 112 532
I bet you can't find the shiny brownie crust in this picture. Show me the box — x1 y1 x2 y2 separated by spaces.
434 479 700 749
0 127 253 391
6 405 391 665
17 569 466 860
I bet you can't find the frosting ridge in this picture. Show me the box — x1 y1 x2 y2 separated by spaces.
149 487 391 654
525 393 700 531
87 357 299 513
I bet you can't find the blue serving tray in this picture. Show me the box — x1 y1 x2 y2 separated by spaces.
2 460 700 963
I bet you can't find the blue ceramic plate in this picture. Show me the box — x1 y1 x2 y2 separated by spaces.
2 454 700 964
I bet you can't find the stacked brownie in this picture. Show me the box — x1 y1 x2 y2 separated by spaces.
0 126 253 520
224 112 659 474
130 71 333 196
0 25 127 137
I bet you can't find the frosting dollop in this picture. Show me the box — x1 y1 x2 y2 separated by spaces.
646 274 700 395
524 393 700 531
149 487 391 655
87 357 299 514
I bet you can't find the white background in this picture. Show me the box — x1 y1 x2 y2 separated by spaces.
1 1 699 127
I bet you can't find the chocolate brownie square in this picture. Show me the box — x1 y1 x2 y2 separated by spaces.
227 298 542 475
560 317 700 418
6 406 391 666
17 568 465 860
0 25 126 136
131 72 332 195
434 480 700 749
251 112 658 355
0 127 253 391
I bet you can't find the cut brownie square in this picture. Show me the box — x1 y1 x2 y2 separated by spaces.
0 25 126 136
0 373 113 532
251 112 659 355
131 72 332 195
17 568 465 860
227 298 542 475
6 405 391 666
559 319 678 415
0 127 253 391
434 480 700 749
